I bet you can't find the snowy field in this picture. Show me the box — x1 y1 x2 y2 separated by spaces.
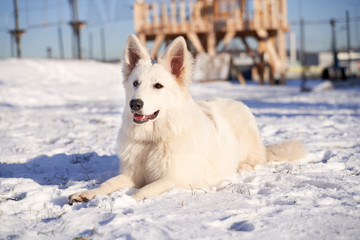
0 59 359 239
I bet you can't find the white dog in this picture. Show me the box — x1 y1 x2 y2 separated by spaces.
68 35 306 204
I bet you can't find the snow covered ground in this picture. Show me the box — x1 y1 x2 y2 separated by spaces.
0 59 359 240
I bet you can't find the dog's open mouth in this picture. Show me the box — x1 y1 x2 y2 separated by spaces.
133 110 159 124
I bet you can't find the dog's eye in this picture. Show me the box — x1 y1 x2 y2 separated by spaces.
133 81 139 87
154 83 163 89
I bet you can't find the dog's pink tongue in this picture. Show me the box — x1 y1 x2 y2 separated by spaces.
134 114 146 121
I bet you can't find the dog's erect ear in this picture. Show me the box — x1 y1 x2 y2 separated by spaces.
123 34 150 80
160 36 193 85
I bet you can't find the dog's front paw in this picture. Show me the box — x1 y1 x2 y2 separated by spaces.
68 190 95 205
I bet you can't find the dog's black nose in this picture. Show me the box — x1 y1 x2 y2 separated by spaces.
129 99 144 111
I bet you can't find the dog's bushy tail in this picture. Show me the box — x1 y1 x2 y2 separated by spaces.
266 140 306 163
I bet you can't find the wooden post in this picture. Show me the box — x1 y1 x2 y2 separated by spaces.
242 36 265 85
171 0 177 32
10 0 26 58
144 3 150 31
133 2 142 32
180 0 186 31
253 0 260 29
280 0 288 29
268 35 276 85
69 0 86 59
257 39 266 85
189 1 194 29
264 0 269 29
271 0 278 28
278 29 287 84
161 2 169 31
153 2 159 26
195 1 204 31
206 1 216 55
235 4 242 30
237 72 247 85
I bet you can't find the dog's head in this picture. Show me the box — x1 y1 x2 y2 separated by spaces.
121 34 193 128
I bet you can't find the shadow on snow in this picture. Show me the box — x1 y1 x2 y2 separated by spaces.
0 152 120 188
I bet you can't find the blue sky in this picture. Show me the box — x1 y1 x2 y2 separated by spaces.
0 0 359 59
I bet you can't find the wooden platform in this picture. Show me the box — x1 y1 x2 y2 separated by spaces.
134 0 289 84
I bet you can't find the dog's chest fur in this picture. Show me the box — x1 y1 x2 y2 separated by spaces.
119 140 171 187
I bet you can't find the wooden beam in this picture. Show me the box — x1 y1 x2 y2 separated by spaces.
187 32 205 53
256 29 287 84
151 34 165 59
256 30 282 73
240 36 256 62
138 33 146 47
265 40 282 72
223 31 236 48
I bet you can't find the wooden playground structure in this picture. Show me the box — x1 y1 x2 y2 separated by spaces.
133 0 289 84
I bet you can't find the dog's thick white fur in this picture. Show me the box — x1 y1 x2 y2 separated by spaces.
68 35 306 203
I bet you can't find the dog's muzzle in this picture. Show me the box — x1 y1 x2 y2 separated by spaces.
132 110 159 124
129 99 159 124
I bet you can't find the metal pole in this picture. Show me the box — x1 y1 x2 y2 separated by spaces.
356 6 359 49
77 27 82 59
298 0 307 91
300 18 305 66
331 19 338 71
58 26 65 59
88 32 93 60
71 33 75 58
13 0 23 58
346 10 351 74
100 27 106 62
10 34 14 57
348 2 359 49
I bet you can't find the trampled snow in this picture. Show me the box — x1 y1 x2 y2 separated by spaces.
0 59 359 239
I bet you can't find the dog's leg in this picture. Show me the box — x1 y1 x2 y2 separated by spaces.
132 178 176 201
68 174 134 204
